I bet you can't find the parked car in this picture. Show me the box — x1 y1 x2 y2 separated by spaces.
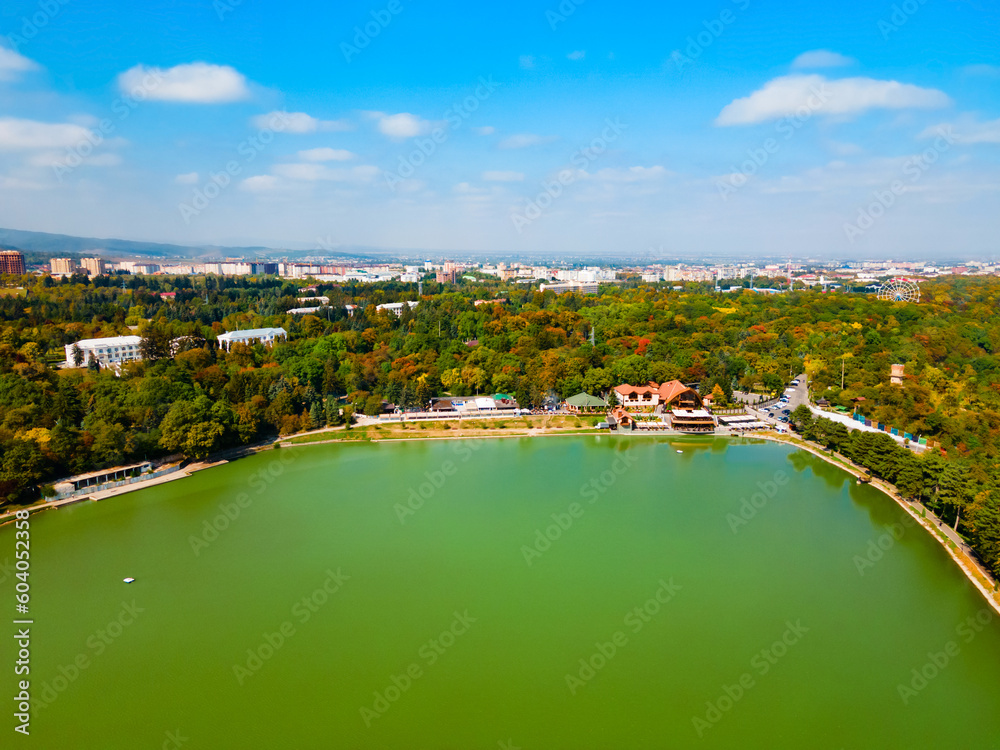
780 417 790 423
790 379 800 386
782 409 791 415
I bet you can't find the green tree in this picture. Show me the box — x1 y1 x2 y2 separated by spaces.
159 397 224 459
309 400 323 428
139 326 173 361
326 397 344 426
790 405 814 434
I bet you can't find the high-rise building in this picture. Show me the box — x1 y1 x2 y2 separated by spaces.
0 250 26 275
50 258 77 275
81 257 106 276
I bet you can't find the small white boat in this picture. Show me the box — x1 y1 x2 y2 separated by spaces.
676 450 683 454
123 577 135 584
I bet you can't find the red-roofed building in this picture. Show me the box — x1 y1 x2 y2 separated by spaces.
614 383 660 409
613 380 704 411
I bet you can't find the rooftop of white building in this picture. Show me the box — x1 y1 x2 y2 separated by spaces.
217 327 287 341
70 335 142 348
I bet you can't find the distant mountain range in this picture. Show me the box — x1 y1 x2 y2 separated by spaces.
0 227 378 262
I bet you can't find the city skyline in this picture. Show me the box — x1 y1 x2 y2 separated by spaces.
1 2 998 257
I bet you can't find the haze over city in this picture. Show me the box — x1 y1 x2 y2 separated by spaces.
1 1 998 258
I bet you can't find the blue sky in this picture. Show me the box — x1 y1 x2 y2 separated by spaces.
1 0 998 258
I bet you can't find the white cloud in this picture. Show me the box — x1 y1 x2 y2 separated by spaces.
273 163 379 182
0 46 40 81
250 111 352 134
24 150 118 168
298 147 355 162
79 153 121 167
519 55 536 70
827 141 864 156
791 50 856 69
117 62 250 103
920 116 1000 144
473 126 496 136
482 170 524 182
0 175 46 191
716 74 951 126
392 178 427 194
240 175 281 192
0 117 94 151
498 133 557 149
591 166 669 182
175 172 199 184
374 112 434 139
568 50 586 61
454 182 488 195
274 163 336 181
962 64 1000 77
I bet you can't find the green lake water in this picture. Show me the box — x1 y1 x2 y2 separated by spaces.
3 436 1000 749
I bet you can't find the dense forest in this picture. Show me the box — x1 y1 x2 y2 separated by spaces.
0 271 998 574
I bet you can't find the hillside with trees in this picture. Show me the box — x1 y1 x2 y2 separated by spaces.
1 271 997 575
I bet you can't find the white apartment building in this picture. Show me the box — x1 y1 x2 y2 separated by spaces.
376 301 419 316
81 257 106 276
217 327 288 351
50 258 78 275
65 336 143 368
540 281 599 295
286 307 323 315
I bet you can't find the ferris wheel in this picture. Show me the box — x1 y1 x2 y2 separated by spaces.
876 278 921 303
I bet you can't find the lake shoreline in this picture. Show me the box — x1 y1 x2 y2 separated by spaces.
753 431 1000 616
3 426 998 616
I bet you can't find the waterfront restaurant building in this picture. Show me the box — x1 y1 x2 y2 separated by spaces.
613 380 706 411
612 380 716 433
217 327 288 351
658 381 716 433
